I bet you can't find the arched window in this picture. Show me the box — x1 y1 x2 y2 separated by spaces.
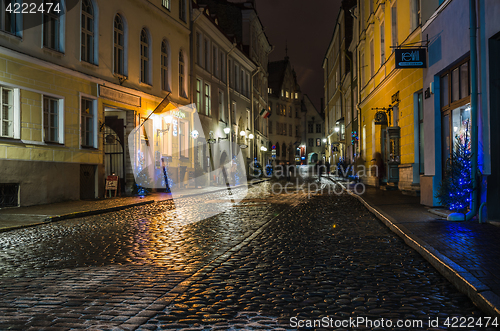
114 14 125 75
161 40 170 91
43 0 65 52
140 28 150 84
282 142 286 157
81 0 95 63
275 142 280 158
179 50 186 98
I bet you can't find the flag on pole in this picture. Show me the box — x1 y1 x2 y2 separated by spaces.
259 108 270 119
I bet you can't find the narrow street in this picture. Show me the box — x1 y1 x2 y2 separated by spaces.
0 180 494 330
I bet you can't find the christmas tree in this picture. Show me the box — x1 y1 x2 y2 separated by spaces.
436 125 473 213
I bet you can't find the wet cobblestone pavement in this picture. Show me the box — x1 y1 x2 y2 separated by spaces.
0 179 497 330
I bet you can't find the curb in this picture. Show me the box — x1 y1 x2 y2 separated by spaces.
0 179 270 233
332 178 500 318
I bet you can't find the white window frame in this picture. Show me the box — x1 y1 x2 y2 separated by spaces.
162 0 170 11
196 78 202 113
0 84 20 139
79 93 98 149
204 83 211 116
391 1 398 50
42 93 65 144
113 13 127 77
81 0 98 65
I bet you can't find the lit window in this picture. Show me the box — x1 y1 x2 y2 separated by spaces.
43 96 62 143
162 0 170 11
81 97 96 148
0 86 14 138
204 83 211 116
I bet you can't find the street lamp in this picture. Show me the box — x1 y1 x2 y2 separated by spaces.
260 146 267 152
322 138 327 143
248 133 254 139
219 127 231 142
334 126 340 132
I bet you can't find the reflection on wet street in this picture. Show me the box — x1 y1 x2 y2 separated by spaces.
0 180 495 330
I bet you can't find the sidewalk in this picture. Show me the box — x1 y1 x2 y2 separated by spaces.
0 179 267 233
330 176 500 318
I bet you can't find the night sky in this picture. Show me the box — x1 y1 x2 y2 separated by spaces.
255 0 342 112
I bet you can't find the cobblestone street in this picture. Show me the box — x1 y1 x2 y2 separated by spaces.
0 180 496 330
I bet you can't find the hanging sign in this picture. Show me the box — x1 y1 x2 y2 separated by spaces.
395 48 427 69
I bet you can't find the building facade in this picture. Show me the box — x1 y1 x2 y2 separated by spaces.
421 0 498 220
191 2 256 184
0 0 191 206
302 95 324 165
267 56 302 165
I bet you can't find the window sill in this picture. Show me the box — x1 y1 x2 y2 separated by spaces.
42 47 65 57
44 141 65 146
0 30 22 41
139 81 153 88
81 60 99 69
81 145 98 150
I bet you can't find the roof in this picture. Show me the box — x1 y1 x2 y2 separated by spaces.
267 57 300 97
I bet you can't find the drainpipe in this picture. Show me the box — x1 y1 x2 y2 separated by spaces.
448 0 479 221
251 67 262 165
226 43 237 159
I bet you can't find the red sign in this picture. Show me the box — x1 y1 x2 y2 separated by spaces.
105 175 119 190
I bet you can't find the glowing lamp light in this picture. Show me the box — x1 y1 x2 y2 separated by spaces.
191 130 199 139
334 127 340 132
454 126 458 133
165 115 173 123
260 146 268 152
248 133 254 139
223 127 231 134
240 131 246 137
322 138 327 143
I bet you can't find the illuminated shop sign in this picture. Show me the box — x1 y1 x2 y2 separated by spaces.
395 48 427 69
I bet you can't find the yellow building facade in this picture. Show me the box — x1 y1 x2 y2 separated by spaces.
358 0 423 193
0 0 191 206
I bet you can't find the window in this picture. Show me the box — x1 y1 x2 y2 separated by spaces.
219 91 224 121
231 102 236 124
246 109 251 130
316 138 321 147
288 106 292 118
370 39 374 77
196 32 202 65
140 29 150 84
295 110 298 118
289 124 292 136
220 52 225 83
380 22 385 65
316 124 321 133
284 124 287 136
179 120 188 158
0 86 13 138
286 90 289 99
161 40 170 91
234 64 239 91
179 0 186 22
196 79 202 113
411 0 421 32
269 120 272 134
241 69 244 94
81 0 95 64
369 0 373 14
391 2 398 49
43 96 61 143
308 123 313 133
213 45 218 78
204 83 211 116
282 142 286 157
296 125 299 137
204 38 210 72
417 92 424 174
114 14 125 75
43 0 64 52
295 92 298 99
162 0 170 10
275 143 280 157
228 59 233 87
360 52 365 86
1 0 21 36
308 138 313 147
81 97 96 148
179 50 186 98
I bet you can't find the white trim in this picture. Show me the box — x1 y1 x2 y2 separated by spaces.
422 0 453 32
79 92 98 149
40 92 65 145
80 0 99 65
